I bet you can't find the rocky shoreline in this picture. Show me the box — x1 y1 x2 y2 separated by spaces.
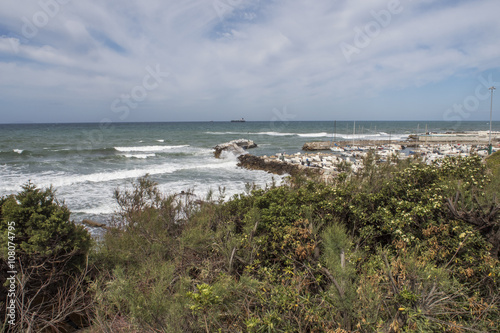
237 154 326 178
214 133 500 184
303 140 400 151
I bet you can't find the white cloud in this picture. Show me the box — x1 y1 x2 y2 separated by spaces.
0 0 499 122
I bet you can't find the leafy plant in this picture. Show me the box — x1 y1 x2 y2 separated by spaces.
0 182 92 332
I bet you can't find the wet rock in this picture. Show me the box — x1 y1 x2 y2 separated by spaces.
214 139 257 158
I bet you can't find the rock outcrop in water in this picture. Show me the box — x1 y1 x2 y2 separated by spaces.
81 219 109 229
237 154 323 178
214 139 257 158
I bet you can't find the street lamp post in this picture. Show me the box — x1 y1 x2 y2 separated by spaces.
489 86 496 155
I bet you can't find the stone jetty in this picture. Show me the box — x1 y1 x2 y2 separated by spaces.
303 140 397 151
213 139 257 158
216 132 500 183
236 141 499 182
303 131 500 151
240 152 349 177
415 131 500 143
237 154 325 178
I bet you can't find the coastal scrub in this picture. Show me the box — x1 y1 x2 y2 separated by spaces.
2 155 499 332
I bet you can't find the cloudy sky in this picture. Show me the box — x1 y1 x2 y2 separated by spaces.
0 0 499 123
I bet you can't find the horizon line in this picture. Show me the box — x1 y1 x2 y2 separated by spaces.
2 120 500 125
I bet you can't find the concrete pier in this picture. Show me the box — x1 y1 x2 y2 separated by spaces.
303 131 500 151
416 131 500 143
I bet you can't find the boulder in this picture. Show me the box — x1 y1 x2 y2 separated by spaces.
214 139 257 158
81 219 108 229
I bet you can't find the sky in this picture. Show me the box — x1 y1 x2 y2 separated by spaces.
0 0 499 123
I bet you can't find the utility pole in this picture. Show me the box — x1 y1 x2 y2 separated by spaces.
489 86 496 155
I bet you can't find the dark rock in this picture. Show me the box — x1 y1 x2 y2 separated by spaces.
237 154 322 177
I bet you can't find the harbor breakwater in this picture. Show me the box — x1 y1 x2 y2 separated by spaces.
303 140 400 151
214 138 331 180
303 131 500 151
237 154 325 178
215 134 499 184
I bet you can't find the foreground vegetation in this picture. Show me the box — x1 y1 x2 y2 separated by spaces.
1 153 500 332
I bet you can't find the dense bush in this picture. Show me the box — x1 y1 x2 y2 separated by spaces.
0 183 92 332
4 154 499 332
87 155 499 333
0 182 91 259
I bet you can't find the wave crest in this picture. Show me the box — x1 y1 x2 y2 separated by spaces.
114 145 190 152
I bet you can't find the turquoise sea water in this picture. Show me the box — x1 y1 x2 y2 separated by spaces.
1 121 499 229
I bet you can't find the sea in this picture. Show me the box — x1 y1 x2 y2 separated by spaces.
1 121 499 233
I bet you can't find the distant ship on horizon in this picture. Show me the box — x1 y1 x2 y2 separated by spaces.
231 118 246 122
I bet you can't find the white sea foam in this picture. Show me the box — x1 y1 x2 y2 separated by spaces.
207 131 343 138
121 153 156 159
0 153 282 219
69 165 181 185
206 131 295 136
13 149 23 154
72 204 117 215
2 157 239 192
297 132 330 138
206 131 409 140
157 174 282 202
114 145 190 152
254 131 295 136
2 165 179 190
338 133 409 141
156 139 165 142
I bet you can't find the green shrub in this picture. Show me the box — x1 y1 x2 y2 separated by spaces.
0 182 91 260
94 260 188 332
91 156 500 332
0 182 92 332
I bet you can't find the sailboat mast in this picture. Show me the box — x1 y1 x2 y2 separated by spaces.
353 121 355 146
334 121 337 142
425 124 428 145
330 121 336 147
